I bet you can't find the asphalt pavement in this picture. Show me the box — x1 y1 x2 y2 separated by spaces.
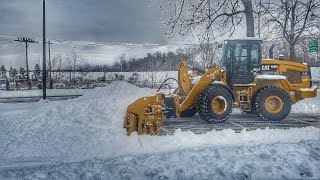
161 113 320 135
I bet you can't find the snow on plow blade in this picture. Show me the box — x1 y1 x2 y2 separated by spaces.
124 93 165 135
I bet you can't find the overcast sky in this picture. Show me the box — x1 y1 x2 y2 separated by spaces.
0 0 250 68
0 0 246 68
0 0 165 44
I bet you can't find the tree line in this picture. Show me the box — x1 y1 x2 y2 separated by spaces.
1 39 319 82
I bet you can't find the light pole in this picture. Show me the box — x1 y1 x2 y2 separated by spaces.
42 0 47 99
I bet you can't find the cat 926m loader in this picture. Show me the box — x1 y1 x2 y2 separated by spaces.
123 38 318 135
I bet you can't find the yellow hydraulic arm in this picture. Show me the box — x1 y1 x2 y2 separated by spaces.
123 60 224 136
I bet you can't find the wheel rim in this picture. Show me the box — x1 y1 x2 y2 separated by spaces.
211 96 227 115
264 95 283 114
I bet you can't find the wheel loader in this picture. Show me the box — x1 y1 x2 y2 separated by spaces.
123 38 318 135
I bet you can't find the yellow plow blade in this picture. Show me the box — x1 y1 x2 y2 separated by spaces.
123 93 166 135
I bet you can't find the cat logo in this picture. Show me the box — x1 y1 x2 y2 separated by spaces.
262 65 270 71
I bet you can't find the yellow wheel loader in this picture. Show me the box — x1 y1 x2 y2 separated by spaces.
124 38 318 135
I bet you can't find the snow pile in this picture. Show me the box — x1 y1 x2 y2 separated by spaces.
292 92 320 114
0 81 319 179
0 82 154 162
311 67 320 82
1 140 319 179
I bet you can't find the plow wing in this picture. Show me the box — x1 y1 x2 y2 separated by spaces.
124 93 166 135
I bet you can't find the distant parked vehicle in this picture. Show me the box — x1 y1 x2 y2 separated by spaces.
0 79 6 90
53 83 66 89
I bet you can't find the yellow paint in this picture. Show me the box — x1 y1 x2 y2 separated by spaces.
178 60 191 96
211 96 227 115
124 58 318 136
264 95 283 114
179 68 222 111
123 93 165 135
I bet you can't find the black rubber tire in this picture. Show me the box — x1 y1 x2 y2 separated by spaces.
164 97 177 118
240 109 254 114
253 86 291 121
196 85 233 123
180 107 197 117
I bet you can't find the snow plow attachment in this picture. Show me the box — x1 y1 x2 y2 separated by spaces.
124 93 166 135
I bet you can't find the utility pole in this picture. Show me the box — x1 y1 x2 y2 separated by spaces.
47 40 52 80
73 46 76 79
14 36 37 87
257 0 262 37
48 40 53 89
42 0 47 99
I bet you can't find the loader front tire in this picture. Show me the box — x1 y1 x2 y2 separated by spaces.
196 86 233 123
253 86 291 121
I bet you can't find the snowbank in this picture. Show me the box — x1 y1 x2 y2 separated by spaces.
1 140 319 179
292 92 320 114
0 81 319 179
311 67 320 82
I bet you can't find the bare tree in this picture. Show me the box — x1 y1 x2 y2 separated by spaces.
52 54 58 81
197 42 220 68
64 56 73 83
77 57 89 83
295 35 320 66
260 0 320 61
119 55 127 72
150 0 255 39
115 54 129 72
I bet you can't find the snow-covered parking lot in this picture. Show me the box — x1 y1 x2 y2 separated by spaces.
0 82 319 179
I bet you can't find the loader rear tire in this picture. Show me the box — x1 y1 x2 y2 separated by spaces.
196 85 233 123
253 86 291 121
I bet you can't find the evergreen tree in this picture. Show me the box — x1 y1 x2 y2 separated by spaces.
34 64 41 80
0 65 6 78
9 67 18 80
19 67 27 80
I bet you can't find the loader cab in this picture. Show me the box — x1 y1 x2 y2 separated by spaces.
220 39 262 85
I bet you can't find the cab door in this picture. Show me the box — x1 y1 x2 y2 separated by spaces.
230 41 261 84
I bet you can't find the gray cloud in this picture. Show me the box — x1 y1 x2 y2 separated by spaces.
0 0 165 44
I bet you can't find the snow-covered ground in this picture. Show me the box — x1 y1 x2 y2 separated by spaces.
311 67 320 82
0 82 319 179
